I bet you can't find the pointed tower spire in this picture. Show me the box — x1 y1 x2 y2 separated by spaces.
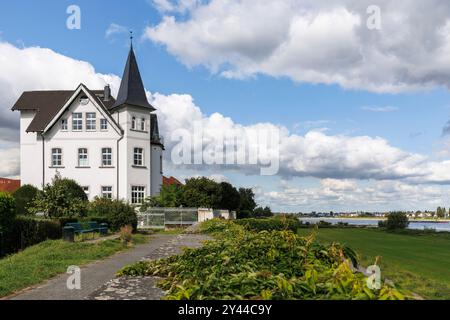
110 35 155 112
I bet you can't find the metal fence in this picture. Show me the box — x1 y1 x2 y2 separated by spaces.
137 208 199 229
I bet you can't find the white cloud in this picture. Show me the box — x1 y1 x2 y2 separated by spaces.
105 23 129 39
361 106 398 112
144 0 450 93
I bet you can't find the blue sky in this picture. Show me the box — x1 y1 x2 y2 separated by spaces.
2 0 450 212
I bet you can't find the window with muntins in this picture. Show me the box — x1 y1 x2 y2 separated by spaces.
51 148 62 167
102 186 113 199
134 148 144 166
78 148 89 167
131 186 145 204
100 118 108 130
72 113 83 131
86 113 96 131
102 148 112 167
61 119 68 131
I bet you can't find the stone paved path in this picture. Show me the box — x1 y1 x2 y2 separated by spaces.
88 233 210 300
8 231 209 300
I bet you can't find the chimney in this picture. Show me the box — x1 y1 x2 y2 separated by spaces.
104 85 111 101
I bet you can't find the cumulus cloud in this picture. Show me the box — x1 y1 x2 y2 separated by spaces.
261 179 446 212
144 0 450 93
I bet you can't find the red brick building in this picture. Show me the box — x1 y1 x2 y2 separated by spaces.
0 178 21 193
162 176 183 187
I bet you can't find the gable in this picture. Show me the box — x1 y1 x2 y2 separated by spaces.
12 86 118 133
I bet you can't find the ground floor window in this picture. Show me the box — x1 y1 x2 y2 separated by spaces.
101 186 113 199
82 186 90 197
131 186 145 204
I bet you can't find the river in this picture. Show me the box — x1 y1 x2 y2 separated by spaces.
299 217 450 232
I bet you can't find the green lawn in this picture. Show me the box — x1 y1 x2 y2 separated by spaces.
298 228 450 300
0 234 148 297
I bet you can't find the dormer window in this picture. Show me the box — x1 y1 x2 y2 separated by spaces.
132 116 136 130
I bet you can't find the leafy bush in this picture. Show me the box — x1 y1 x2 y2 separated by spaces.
380 212 410 230
0 192 16 231
88 198 137 231
118 220 408 300
235 216 301 233
119 225 133 245
12 185 39 215
28 176 88 218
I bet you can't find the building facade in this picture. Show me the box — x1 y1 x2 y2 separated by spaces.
11 45 164 204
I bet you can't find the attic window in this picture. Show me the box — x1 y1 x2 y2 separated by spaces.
79 96 89 105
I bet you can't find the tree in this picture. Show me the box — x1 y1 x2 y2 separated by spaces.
140 184 185 210
0 192 16 231
253 206 273 218
218 182 240 211
437 207 446 219
12 184 39 215
237 188 257 218
182 177 222 208
383 212 409 230
28 175 88 218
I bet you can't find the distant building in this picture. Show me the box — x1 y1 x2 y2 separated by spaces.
0 178 21 193
163 176 183 187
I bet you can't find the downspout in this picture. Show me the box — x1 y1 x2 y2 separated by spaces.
116 112 124 200
41 132 45 189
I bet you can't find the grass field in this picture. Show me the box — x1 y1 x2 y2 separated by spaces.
297 228 450 300
0 234 148 298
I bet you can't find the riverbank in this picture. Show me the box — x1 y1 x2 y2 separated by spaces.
297 228 450 299
301 217 450 222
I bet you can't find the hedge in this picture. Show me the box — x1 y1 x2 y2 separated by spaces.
235 216 302 233
0 217 61 256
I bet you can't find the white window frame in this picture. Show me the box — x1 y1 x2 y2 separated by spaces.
86 112 96 131
78 148 89 167
72 113 83 131
140 118 146 131
101 147 113 167
100 118 108 131
131 116 136 130
101 186 113 199
61 119 68 131
131 186 146 204
133 147 144 166
51 148 63 167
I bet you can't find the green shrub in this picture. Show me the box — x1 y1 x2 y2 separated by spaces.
382 212 410 230
235 216 301 233
1 217 61 256
28 176 88 218
88 198 137 231
0 192 16 231
12 185 39 215
118 220 408 300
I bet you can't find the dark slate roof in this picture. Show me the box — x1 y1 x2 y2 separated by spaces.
151 114 164 147
110 46 155 112
12 89 116 132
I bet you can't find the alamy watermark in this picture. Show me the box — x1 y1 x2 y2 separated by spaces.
170 122 280 176
66 265 81 290
66 5 81 30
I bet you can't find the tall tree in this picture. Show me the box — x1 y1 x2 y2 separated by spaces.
218 182 240 211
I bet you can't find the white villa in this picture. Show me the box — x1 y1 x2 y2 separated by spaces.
11 44 165 204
